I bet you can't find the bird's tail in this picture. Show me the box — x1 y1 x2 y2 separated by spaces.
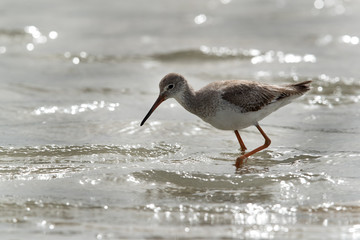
289 80 312 94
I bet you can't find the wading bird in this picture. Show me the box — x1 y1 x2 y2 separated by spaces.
140 73 311 168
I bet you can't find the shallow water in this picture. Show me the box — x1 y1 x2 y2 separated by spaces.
1 0 360 239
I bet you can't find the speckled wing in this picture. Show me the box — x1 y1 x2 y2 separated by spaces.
221 82 281 113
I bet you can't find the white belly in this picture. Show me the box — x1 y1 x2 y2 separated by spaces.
202 101 289 130
202 110 260 130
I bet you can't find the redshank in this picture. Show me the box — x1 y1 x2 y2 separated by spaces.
140 73 311 168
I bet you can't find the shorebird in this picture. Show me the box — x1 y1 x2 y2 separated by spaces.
140 73 311 168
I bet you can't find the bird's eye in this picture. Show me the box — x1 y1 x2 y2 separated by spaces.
168 84 174 90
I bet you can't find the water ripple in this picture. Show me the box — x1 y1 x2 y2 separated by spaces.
0 164 85 181
0 26 58 53
133 201 360 228
0 143 181 159
46 45 316 66
307 74 360 107
267 73 360 107
151 46 317 65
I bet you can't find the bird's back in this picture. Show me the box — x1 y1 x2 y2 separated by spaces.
202 80 311 113
195 79 311 130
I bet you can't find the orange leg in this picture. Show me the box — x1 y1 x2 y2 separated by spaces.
234 130 247 152
235 124 271 169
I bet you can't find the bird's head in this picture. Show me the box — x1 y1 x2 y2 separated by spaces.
140 73 186 126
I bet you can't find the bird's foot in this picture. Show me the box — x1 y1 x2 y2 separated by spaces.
234 155 247 169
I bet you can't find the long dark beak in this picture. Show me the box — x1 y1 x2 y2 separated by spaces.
140 95 165 126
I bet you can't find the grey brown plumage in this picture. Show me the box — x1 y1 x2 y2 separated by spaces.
140 73 311 169
221 80 312 113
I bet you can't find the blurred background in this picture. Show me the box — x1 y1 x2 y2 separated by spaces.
1 0 360 239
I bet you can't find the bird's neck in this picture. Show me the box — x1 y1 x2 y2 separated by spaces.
174 83 199 116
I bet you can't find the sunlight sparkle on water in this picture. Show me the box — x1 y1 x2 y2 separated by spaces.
26 43 34 51
32 101 120 115
72 57 80 64
25 26 40 38
220 0 232 4
340 35 359 45
48 31 58 40
194 14 207 24
23 26 58 51
314 0 325 9
80 51 88 58
251 51 316 64
313 0 346 14
0 46 6 54
200 45 261 58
